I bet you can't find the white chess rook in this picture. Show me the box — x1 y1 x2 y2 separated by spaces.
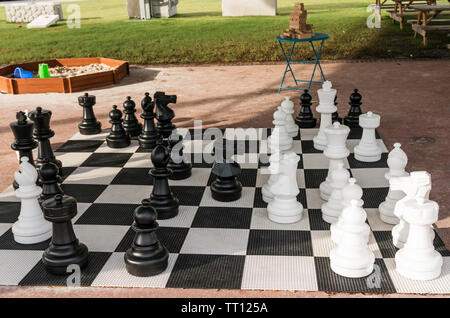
395 197 443 280
379 143 409 224
268 107 293 151
12 157 52 244
321 162 350 224
354 111 382 162
330 200 375 278
313 81 337 151
262 150 281 203
319 122 350 201
280 97 298 138
267 151 303 223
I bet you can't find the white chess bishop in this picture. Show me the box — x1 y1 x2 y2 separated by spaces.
12 157 52 244
354 111 382 162
267 151 303 223
321 162 350 224
261 150 281 203
313 80 337 151
319 121 350 201
330 200 375 278
390 171 435 249
378 143 409 224
280 97 298 138
268 107 293 151
395 196 443 281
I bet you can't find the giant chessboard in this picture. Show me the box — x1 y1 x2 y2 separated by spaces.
0 127 448 294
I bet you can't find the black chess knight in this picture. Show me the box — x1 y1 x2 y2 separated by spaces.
138 92 158 150
39 159 64 202
123 96 142 138
106 105 131 148
154 91 177 139
77 93 102 135
344 89 363 128
295 89 317 128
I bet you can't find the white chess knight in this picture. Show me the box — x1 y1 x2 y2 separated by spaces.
280 97 298 138
313 80 337 151
378 143 409 224
330 200 375 278
319 121 350 201
261 150 281 203
321 162 350 224
268 107 293 151
390 171 435 249
267 151 303 223
395 196 443 281
12 157 52 244
354 111 382 162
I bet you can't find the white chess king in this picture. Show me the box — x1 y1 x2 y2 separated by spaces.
280 97 298 138
354 111 382 162
12 156 52 244
313 80 337 151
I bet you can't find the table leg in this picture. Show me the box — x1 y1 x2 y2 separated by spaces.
308 40 326 90
278 41 298 93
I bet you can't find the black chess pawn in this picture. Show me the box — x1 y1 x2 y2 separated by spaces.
41 194 89 275
344 89 363 128
167 133 192 180
122 96 142 138
332 94 342 124
77 93 102 135
106 105 131 148
154 91 177 139
28 107 62 176
124 199 169 277
138 92 158 150
295 89 317 128
10 111 38 189
39 159 64 202
149 142 179 219
211 138 242 202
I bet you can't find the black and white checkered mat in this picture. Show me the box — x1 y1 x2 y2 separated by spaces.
0 127 448 294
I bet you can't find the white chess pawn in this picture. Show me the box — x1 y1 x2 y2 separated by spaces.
12 157 52 244
280 97 298 138
267 151 303 223
395 197 443 280
268 107 293 151
330 200 375 278
354 111 382 162
313 81 337 151
261 150 281 203
319 121 350 201
379 143 409 224
321 162 350 224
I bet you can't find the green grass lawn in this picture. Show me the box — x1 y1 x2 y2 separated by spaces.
0 0 448 65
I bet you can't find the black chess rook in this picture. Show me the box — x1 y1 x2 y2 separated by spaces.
77 93 102 135
295 89 317 128
106 105 131 148
138 92 159 150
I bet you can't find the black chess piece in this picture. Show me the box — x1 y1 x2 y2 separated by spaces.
106 105 131 148
332 94 342 124
124 199 169 277
154 91 177 139
39 159 64 202
167 133 192 180
28 107 62 176
344 89 363 128
149 141 179 219
77 93 102 135
295 89 317 128
41 194 89 275
210 138 242 202
138 92 158 150
10 111 38 189
122 96 142 138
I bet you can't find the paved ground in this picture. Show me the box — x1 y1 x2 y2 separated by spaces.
0 60 448 297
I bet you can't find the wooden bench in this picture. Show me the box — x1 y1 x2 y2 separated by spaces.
389 0 437 29
409 4 450 44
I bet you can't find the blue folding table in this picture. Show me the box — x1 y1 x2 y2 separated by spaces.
276 33 330 93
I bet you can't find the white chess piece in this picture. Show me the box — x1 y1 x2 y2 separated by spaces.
313 80 337 150
280 97 298 138
330 200 375 278
395 196 442 280
262 150 281 203
12 157 52 244
267 151 303 223
379 143 409 224
390 171 435 249
268 107 293 151
321 162 350 224
319 122 350 201
354 111 382 162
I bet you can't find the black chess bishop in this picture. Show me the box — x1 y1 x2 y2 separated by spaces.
138 92 158 150
39 159 64 202
154 91 177 139
77 93 102 135
123 96 142 138
332 94 342 124
167 133 192 180
106 105 131 148
124 199 169 277
295 89 317 128
344 89 363 128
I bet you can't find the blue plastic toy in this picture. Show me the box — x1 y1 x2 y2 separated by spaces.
13 67 34 79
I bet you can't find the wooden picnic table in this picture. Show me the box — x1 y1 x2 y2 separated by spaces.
388 0 437 29
409 4 450 44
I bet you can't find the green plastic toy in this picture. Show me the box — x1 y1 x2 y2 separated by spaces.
38 64 51 78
